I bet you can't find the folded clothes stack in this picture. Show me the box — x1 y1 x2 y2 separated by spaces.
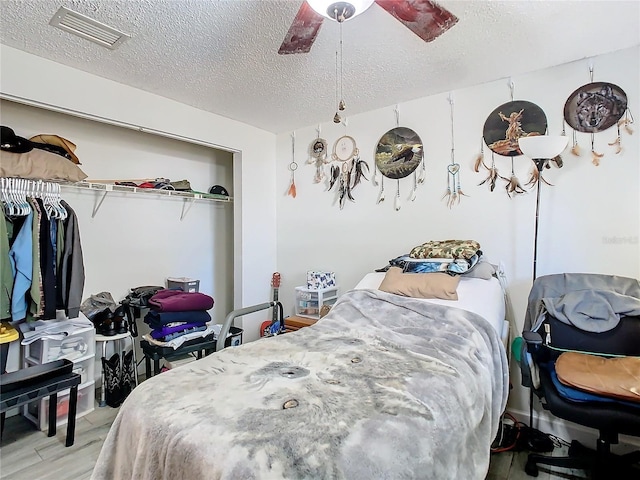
376 239 491 276
142 291 216 349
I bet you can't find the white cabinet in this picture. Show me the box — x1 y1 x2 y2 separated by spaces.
20 314 96 430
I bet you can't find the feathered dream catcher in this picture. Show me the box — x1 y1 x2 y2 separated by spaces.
373 107 425 211
442 94 467 207
562 67 633 166
286 132 298 198
327 135 369 209
476 85 562 197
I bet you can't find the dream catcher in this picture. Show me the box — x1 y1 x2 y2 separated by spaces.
476 81 559 196
563 66 632 166
327 135 369 209
286 132 297 198
374 106 425 211
306 127 329 183
442 94 467 208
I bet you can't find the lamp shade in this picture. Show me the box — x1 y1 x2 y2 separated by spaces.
307 0 375 21
518 135 568 159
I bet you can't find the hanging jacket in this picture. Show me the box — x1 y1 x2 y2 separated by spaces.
59 200 84 318
9 212 33 321
28 198 44 319
0 214 13 320
35 198 56 320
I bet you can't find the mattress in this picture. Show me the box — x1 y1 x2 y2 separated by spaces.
354 273 506 337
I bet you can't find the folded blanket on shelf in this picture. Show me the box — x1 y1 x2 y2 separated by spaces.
148 290 214 312
142 324 220 350
150 322 209 340
154 325 208 342
144 310 211 329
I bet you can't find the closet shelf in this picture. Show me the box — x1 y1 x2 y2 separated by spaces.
59 181 233 203
56 181 231 220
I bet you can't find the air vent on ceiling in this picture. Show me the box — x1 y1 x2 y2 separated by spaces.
49 6 130 50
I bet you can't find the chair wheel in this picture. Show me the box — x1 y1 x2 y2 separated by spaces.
525 459 539 477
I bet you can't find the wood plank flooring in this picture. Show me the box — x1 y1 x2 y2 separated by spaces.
0 403 617 480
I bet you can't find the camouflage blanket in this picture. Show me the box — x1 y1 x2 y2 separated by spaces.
92 289 508 480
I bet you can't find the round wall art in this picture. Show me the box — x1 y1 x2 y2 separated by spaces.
375 127 423 179
483 100 547 156
563 82 628 134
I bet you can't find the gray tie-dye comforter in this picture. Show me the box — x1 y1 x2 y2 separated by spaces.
92 289 509 480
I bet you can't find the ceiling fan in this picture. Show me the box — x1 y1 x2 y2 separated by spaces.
278 0 459 55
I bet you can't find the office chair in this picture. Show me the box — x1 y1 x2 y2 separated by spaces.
520 273 640 479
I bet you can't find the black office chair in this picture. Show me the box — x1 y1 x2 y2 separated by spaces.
520 273 640 479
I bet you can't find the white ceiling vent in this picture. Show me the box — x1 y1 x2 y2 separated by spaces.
49 6 130 50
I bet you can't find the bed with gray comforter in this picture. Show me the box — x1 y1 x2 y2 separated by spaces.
91 289 508 480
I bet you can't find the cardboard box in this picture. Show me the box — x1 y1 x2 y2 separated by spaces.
306 271 336 290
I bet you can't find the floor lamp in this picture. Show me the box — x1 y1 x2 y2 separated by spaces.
518 135 568 281
518 134 569 431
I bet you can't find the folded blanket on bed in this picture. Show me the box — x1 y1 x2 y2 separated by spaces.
92 289 508 480
409 239 481 260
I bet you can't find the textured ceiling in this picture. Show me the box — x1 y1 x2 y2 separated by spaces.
1 0 639 134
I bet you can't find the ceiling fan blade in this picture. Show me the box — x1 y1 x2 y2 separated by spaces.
278 2 325 55
375 0 458 43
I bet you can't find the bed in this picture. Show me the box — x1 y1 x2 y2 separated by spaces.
91 274 509 480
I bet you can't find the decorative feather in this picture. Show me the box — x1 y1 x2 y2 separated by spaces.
473 152 485 173
591 149 604 166
328 165 339 190
287 179 297 198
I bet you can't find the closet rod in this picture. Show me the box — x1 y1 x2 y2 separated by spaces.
0 93 238 154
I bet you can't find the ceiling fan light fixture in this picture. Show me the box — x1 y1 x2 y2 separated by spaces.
307 0 375 22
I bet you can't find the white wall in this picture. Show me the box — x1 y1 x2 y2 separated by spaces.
1 44 278 349
276 46 639 442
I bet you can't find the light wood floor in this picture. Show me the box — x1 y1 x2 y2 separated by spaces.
0 404 622 480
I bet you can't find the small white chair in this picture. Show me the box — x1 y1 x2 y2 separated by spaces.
95 332 137 407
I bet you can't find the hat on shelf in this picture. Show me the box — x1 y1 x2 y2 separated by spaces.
0 126 34 153
29 134 81 164
209 185 229 196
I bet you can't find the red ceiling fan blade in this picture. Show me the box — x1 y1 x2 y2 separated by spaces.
278 2 325 55
375 0 458 43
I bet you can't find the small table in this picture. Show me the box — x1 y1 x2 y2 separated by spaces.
284 316 318 333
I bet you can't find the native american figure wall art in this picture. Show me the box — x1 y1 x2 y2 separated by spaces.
476 100 560 197
374 127 424 211
563 81 632 166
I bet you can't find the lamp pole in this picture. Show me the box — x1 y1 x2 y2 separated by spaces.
532 159 546 281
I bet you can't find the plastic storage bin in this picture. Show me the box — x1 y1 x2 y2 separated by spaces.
167 277 200 293
24 380 95 431
295 286 339 319
24 326 95 364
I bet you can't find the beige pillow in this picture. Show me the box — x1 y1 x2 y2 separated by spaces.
0 149 88 182
379 267 460 300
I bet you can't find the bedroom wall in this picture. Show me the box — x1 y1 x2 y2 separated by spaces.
1 45 278 367
275 46 639 441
